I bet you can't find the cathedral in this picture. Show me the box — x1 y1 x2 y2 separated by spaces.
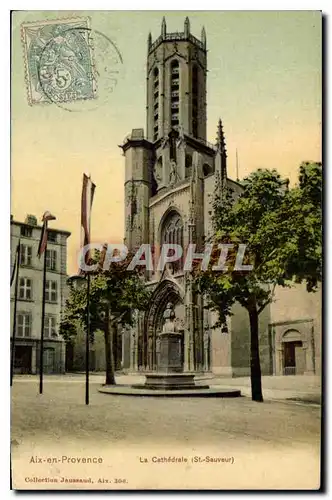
120 17 321 377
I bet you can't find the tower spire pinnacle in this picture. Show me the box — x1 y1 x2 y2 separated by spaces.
216 118 227 155
161 17 166 38
184 17 190 37
216 118 227 188
201 26 206 48
147 32 152 52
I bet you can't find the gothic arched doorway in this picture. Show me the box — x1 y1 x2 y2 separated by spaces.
140 279 185 371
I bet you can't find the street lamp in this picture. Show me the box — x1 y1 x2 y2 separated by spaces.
66 273 91 405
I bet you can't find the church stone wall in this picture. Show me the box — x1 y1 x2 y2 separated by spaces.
209 311 232 375
203 174 215 238
149 184 190 258
229 303 250 377
229 302 271 377
271 283 322 375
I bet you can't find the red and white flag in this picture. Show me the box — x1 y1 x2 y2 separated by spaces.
80 173 96 267
37 211 56 258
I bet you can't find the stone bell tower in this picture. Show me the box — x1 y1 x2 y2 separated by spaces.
121 18 218 374
146 17 208 191
121 128 154 251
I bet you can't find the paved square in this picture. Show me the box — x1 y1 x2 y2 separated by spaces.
11 375 321 489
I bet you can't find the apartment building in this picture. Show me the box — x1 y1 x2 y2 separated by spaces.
10 214 70 374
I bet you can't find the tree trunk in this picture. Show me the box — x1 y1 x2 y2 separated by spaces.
104 309 116 385
113 322 118 370
248 304 263 402
111 322 118 371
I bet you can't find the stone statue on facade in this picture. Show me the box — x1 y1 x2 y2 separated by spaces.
153 163 162 186
160 136 168 150
169 160 178 186
176 125 185 148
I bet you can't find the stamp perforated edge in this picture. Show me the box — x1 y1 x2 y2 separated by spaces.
20 16 98 107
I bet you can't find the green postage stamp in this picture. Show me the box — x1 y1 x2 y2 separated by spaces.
21 17 96 105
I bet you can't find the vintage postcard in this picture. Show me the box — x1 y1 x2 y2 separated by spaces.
10 10 322 490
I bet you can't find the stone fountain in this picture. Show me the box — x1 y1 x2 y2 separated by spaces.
99 303 240 398
133 303 209 391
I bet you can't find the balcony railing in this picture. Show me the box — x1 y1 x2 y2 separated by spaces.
121 130 218 153
149 32 205 54
198 137 217 152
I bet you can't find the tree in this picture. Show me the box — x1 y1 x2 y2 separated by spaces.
197 163 322 402
60 254 151 385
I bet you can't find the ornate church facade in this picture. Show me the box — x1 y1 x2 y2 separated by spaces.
120 18 321 377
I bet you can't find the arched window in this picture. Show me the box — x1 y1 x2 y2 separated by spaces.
161 211 184 274
170 60 180 129
153 67 159 141
192 65 198 138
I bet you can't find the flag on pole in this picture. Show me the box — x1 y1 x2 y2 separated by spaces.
80 173 96 268
10 240 20 286
37 211 56 258
80 173 95 405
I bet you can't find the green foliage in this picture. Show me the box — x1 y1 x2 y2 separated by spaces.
283 162 322 291
60 257 151 342
197 162 321 402
198 163 322 322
